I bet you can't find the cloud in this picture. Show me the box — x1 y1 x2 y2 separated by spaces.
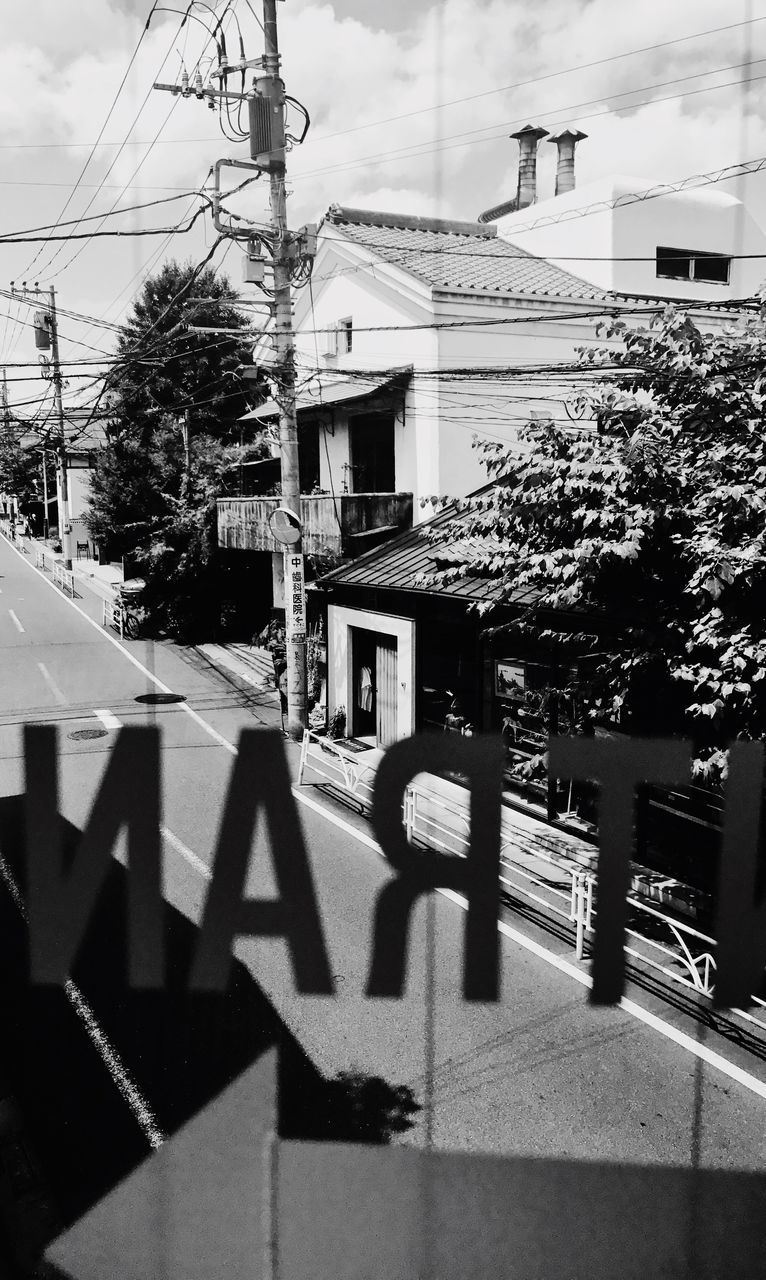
2 0 766 384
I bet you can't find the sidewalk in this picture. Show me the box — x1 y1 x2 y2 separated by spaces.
194 642 283 729
21 531 124 602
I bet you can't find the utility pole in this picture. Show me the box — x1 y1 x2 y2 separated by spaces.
153 0 312 736
1 367 8 429
9 282 71 560
47 287 72 571
41 448 50 540
181 409 192 500
260 0 306 737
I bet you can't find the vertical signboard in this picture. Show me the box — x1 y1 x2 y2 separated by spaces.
286 552 306 640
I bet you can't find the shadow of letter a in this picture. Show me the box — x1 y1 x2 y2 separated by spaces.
190 729 334 995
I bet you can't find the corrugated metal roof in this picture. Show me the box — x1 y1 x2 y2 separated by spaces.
318 496 539 607
240 367 412 422
325 207 613 302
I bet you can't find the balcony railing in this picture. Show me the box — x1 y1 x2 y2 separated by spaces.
217 492 413 558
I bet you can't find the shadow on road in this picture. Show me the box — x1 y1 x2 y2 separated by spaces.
0 794 417 1275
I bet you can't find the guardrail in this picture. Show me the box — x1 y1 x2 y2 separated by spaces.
298 730 379 810
101 595 124 639
405 779 591 957
298 730 766 1035
52 560 75 596
35 549 49 572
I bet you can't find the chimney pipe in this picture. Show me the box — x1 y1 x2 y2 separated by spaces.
548 128 587 196
510 124 548 209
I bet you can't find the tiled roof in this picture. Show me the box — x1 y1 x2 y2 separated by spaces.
325 206 613 302
317 495 540 607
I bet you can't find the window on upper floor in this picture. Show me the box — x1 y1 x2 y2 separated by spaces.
338 316 353 354
656 246 731 285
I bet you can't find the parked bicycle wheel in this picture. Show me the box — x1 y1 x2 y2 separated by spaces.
122 609 140 640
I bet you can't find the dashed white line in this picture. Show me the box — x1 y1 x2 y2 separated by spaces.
94 708 121 731
8 609 24 633
162 825 212 881
38 662 67 706
7 535 766 1102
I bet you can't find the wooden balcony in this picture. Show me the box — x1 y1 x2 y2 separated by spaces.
217 492 413 558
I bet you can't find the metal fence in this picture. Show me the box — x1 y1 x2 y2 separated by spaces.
101 595 124 639
298 730 379 809
52 560 75 596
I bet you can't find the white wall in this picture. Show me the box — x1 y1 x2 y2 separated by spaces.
293 239 604 513
327 604 416 739
496 176 766 300
431 295 604 500
292 240 438 509
66 464 93 521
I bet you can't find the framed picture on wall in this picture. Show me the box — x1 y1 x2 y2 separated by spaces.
494 660 525 699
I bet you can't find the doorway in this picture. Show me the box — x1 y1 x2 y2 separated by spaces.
351 628 398 746
349 413 395 493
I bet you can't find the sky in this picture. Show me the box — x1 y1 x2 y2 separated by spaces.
2 0 766 424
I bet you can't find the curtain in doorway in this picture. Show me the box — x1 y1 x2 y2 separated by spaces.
376 639 398 747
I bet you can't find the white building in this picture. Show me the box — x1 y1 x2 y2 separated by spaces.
218 126 765 680
494 175 766 302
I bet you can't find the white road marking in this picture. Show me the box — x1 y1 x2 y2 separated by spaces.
438 888 766 1101
162 825 211 881
37 661 67 706
8 609 24 633
4 539 238 752
292 788 384 854
8 536 766 1101
0 849 164 1149
64 981 165 1149
94 708 121 731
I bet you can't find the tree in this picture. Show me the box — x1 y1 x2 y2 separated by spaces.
0 426 46 510
86 259 267 639
426 307 766 786
106 257 255 441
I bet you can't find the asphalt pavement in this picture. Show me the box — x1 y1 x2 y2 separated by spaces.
0 528 763 1226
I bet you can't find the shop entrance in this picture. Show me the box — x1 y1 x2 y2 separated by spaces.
351 629 398 747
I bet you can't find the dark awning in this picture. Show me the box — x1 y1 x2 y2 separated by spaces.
239 366 412 424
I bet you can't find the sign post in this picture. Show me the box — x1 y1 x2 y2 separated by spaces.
286 552 306 641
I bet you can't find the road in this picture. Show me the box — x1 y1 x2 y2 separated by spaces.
0 532 764 1229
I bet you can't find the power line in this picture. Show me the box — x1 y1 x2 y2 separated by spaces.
43 1 243 282
493 156 766 236
22 2 160 278
31 1 200 279
1 16 762 163
290 64 766 186
305 15 766 148
317 232 766 266
0 205 207 245
0 191 208 241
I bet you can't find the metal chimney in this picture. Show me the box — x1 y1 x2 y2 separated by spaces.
548 128 588 196
510 124 549 209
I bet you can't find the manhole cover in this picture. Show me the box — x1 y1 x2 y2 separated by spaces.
68 728 108 741
134 693 186 705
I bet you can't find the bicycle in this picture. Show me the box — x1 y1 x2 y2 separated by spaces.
117 579 147 640
121 601 142 640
